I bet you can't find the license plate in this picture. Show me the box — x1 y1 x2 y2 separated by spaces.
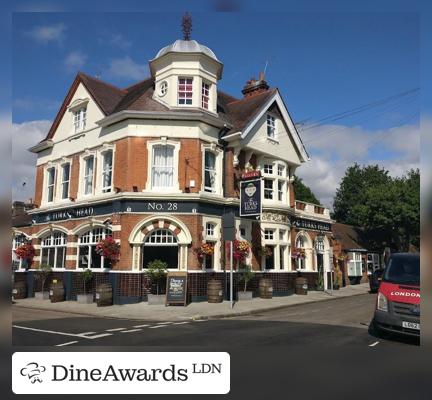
402 321 420 330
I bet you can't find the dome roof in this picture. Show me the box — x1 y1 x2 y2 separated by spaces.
154 39 219 61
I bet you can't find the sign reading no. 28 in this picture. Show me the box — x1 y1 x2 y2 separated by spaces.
147 202 178 212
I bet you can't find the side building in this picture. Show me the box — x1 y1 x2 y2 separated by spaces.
12 36 334 303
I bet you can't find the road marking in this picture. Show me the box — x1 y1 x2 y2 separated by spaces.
121 329 142 333
156 322 173 325
78 331 97 336
55 341 78 347
133 324 150 328
106 328 127 332
194 319 207 322
172 322 189 325
369 341 380 347
85 333 113 339
13 325 85 338
149 325 167 329
13 325 112 340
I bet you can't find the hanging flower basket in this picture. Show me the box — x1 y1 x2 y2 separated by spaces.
257 246 273 257
95 236 120 262
14 243 35 264
291 248 306 260
233 240 250 263
194 243 215 262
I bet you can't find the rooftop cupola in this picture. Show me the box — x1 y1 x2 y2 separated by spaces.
149 13 223 113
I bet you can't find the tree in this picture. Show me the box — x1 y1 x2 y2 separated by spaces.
332 164 391 224
333 165 419 252
292 175 321 205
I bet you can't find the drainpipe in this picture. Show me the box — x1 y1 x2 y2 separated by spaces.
218 124 230 299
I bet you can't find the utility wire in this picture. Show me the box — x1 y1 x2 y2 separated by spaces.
297 88 419 132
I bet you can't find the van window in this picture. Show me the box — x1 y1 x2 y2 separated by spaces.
383 255 419 286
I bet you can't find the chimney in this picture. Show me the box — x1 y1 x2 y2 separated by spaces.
12 201 25 217
241 71 269 98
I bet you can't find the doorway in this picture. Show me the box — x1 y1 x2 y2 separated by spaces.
142 229 179 269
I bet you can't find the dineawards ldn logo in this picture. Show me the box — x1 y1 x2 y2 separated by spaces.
12 352 230 394
20 362 47 383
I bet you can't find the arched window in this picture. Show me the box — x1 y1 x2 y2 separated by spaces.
78 227 112 269
296 235 306 270
315 238 325 254
41 231 67 269
145 229 177 245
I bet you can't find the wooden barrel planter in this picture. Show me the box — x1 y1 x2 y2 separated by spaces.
49 281 65 303
12 280 27 299
96 283 113 307
295 276 308 295
207 280 223 303
259 278 273 299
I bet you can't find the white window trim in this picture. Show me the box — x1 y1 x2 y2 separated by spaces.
96 144 115 196
145 139 181 193
261 224 290 271
260 158 289 205
266 112 278 142
41 162 57 205
40 232 67 270
201 80 211 110
200 143 223 196
177 76 194 107
76 227 113 271
202 217 222 271
78 149 97 199
295 231 313 271
55 158 73 203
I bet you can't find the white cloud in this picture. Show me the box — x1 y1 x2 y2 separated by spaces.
297 121 420 209
25 23 66 44
104 56 149 81
100 33 132 50
64 50 87 71
11 119 51 202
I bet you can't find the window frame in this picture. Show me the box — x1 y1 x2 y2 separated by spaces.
101 149 113 193
12 233 31 271
266 113 277 140
177 77 193 106
201 81 210 110
46 166 56 203
73 107 87 133
59 162 71 200
201 144 223 195
40 231 67 270
77 227 113 270
83 155 95 196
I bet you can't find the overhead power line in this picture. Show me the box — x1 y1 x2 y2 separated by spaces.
297 88 419 132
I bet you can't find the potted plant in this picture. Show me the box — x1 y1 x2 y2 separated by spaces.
237 265 254 300
34 263 52 300
77 268 94 304
146 259 168 305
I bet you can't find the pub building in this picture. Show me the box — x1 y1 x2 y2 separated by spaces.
12 24 335 303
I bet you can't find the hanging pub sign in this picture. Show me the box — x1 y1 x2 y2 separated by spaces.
165 271 188 306
240 178 262 217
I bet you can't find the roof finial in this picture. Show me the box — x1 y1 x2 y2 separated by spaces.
181 12 192 41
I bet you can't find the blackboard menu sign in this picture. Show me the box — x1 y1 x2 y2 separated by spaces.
165 272 188 306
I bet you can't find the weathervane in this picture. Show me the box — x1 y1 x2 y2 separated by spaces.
182 12 192 40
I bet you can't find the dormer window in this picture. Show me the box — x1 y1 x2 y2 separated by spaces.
201 82 210 109
266 114 276 139
178 77 193 105
74 107 87 133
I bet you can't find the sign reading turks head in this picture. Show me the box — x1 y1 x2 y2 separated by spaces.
240 179 262 217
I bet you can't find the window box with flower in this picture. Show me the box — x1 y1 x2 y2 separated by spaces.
95 236 120 266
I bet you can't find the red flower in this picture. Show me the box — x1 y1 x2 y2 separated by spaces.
95 236 120 262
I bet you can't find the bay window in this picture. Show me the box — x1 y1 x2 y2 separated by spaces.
178 77 193 105
261 159 288 203
264 179 273 199
60 163 70 199
78 227 112 269
40 232 67 269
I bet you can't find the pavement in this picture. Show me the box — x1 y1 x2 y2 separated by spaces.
13 283 370 321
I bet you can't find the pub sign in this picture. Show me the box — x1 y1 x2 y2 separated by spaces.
240 179 262 217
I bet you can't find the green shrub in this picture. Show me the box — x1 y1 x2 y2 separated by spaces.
34 264 52 293
80 268 94 294
238 265 254 293
147 259 168 295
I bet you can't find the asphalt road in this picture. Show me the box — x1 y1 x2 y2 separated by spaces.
12 293 419 348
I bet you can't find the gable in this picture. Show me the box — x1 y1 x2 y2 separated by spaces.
242 104 303 165
49 82 105 143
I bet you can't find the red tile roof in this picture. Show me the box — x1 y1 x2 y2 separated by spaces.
40 73 279 143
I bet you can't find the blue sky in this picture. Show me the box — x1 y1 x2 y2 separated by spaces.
10 5 421 206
